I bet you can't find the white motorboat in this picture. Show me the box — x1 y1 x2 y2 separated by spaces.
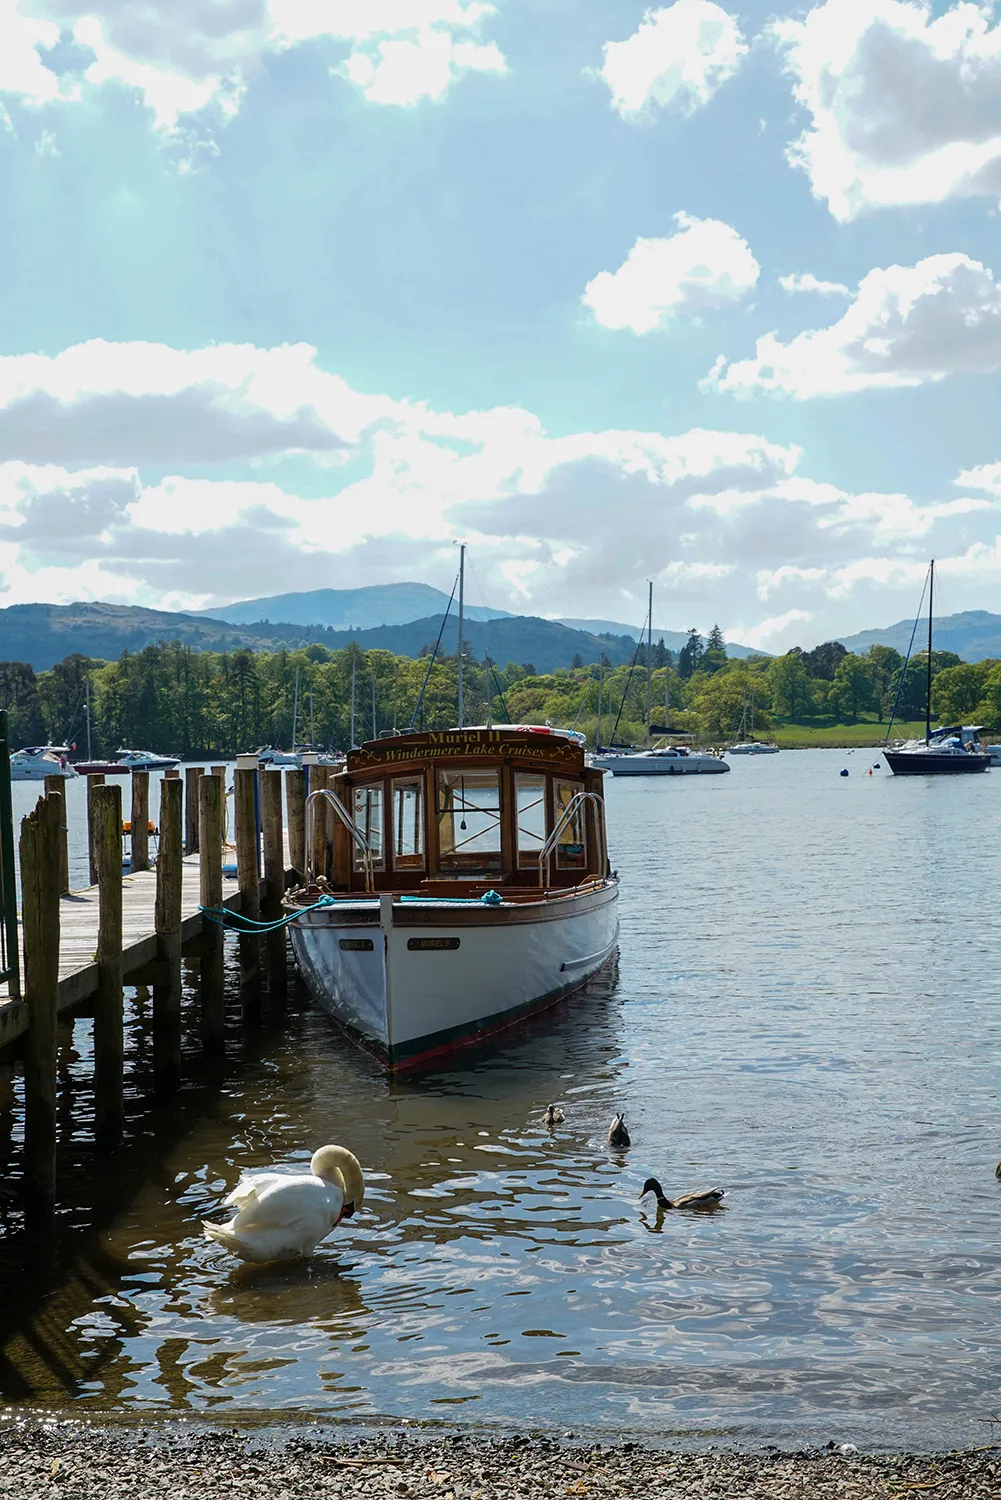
116 749 181 771
591 745 729 775
727 741 780 755
284 725 619 1071
9 745 78 781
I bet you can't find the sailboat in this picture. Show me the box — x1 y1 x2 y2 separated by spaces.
727 691 779 754
590 584 729 776
883 560 990 775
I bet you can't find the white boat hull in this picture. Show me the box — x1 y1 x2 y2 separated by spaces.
10 757 78 781
289 881 620 1070
592 753 729 776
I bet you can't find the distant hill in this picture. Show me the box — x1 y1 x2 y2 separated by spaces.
837 610 1001 663
200 583 512 630
557 618 763 658
0 601 638 674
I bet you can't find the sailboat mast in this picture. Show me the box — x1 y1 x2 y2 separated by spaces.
457 542 466 729
645 580 653 748
485 654 493 729
291 666 299 750
350 658 356 749
371 669 377 740
85 673 92 760
926 559 934 743
597 661 603 749
309 688 315 747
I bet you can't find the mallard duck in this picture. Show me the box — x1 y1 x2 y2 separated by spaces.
202 1145 365 1264
608 1113 630 1148
544 1104 565 1127
640 1176 724 1211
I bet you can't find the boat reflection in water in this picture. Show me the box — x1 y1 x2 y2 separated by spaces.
284 726 619 1072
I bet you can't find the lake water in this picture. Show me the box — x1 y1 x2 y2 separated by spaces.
2 750 1001 1449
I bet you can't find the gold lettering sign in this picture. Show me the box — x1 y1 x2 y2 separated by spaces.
348 730 581 773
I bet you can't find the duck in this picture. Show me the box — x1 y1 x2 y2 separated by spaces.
608 1113 630 1149
202 1145 365 1264
995 1161 1001 1180
544 1104 565 1128
640 1176 724 1211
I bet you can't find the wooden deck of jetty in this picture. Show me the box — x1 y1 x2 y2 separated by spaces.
0 853 242 1044
0 756 322 1226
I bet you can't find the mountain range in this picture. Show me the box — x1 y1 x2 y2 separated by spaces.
836 610 1001 662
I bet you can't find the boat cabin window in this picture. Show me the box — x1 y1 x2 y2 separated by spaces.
436 768 502 875
392 777 425 870
352 784 386 872
554 779 587 871
514 773 547 869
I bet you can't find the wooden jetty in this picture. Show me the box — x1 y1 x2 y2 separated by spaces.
0 726 307 1226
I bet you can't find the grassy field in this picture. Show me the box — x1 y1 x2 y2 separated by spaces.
768 717 927 749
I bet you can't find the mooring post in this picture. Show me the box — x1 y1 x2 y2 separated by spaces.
86 772 105 885
199 770 225 1054
130 768 150 873
20 792 61 1223
163 767 180 780
153 775 183 1095
260 769 287 1002
184 766 203 855
93 782 124 1151
234 764 261 1023
285 767 307 879
43 774 70 894
309 764 330 880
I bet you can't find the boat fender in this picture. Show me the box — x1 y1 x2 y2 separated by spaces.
840 768 849 777
480 890 503 906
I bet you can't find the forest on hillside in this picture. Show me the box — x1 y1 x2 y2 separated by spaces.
2 629 1000 757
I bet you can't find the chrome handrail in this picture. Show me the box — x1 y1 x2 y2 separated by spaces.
305 787 375 894
538 790 607 890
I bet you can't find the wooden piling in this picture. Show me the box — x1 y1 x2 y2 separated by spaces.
20 792 61 1223
86 773 105 885
93 782 124 1151
198 770 225 1054
260 769 287 1002
130 769 150 873
309 764 330 880
153 775 183 1095
184 766 203 855
43 774 70 894
163 767 180 779
234 767 261 1022
286 768 306 878
211 765 227 780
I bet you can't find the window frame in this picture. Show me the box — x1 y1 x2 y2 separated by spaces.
391 775 426 872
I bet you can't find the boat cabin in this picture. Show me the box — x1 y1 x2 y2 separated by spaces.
307 726 610 897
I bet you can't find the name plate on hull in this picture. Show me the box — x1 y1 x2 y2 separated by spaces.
407 937 461 951
339 938 375 951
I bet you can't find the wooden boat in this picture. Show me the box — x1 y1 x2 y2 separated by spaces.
283 725 619 1072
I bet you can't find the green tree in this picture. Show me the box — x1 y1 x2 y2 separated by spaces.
866 644 904 721
931 661 993 724
693 669 770 739
768 652 813 717
829 654 876 721
801 640 848 680
702 624 728 675
678 629 703 679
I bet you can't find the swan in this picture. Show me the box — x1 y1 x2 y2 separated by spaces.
544 1104 565 1127
640 1176 724 1211
202 1145 365 1264
608 1113 630 1149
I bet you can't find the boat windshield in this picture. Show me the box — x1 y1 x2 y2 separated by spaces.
437 768 503 875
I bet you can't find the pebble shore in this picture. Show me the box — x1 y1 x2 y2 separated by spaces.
1 1422 998 1500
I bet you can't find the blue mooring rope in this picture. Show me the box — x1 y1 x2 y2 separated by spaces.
198 895 337 934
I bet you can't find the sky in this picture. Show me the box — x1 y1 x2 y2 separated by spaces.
3 1 1001 650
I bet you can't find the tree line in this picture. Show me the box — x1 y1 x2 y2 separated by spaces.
1 630 999 757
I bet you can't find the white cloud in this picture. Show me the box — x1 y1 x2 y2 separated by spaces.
2 1 505 128
954 461 1001 495
779 272 851 297
583 213 759 334
775 0 1001 221
0 339 403 464
741 608 813 650
706 252 1001 398
599 0 746 120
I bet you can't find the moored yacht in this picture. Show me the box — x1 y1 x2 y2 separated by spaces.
591 744 729 775
9 745 78 781
283 725 619 1071
116 749 181 771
